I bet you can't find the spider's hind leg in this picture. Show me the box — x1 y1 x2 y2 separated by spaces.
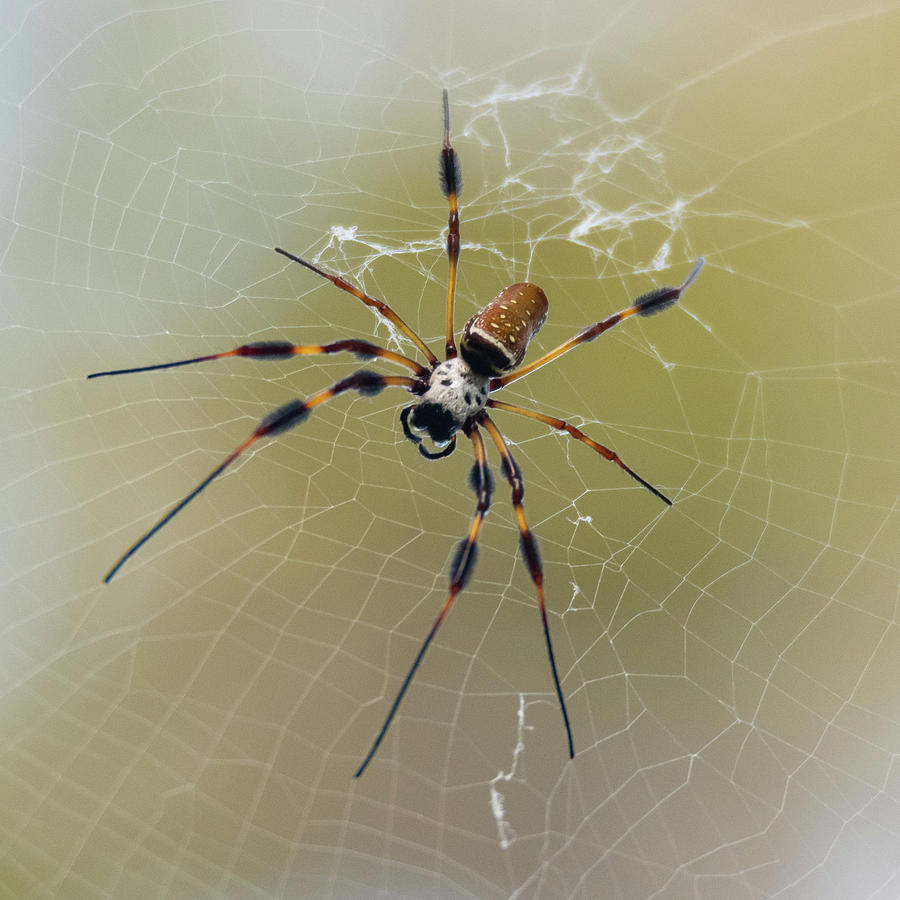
274 246 438 366
439 89 462 360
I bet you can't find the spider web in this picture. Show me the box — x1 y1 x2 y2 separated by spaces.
3 0 899 897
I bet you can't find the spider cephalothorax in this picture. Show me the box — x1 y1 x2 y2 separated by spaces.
89 89 704 777
401 281 550 458
401 357 490 457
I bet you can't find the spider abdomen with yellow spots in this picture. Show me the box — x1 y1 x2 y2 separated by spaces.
460 282 549 375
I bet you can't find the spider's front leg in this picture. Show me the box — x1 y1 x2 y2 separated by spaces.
354 421 493 777
98 371 418 583
480 413 575 760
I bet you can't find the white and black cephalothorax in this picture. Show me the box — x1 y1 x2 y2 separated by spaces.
89 88 705 778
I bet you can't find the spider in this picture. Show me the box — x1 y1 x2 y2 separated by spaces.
89 90 704 777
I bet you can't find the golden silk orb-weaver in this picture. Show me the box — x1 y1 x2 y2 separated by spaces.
89 90 704 777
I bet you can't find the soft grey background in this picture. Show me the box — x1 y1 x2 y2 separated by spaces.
3 1 899 898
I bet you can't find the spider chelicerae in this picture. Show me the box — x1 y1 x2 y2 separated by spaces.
89 90 704 777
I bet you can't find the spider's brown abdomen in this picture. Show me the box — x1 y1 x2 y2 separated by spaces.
459 283 548 375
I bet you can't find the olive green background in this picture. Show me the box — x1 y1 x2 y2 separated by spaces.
3 1 898 898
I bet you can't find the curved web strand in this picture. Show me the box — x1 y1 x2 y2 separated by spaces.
354 422 492 777
99 372 417 583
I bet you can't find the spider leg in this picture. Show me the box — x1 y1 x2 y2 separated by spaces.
480 413 575 760
491 258 704 389
355 421 492 777
275 247 439 367
439 88 462 360
100 371 417 584
87 338 428 380
488 398 672 505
